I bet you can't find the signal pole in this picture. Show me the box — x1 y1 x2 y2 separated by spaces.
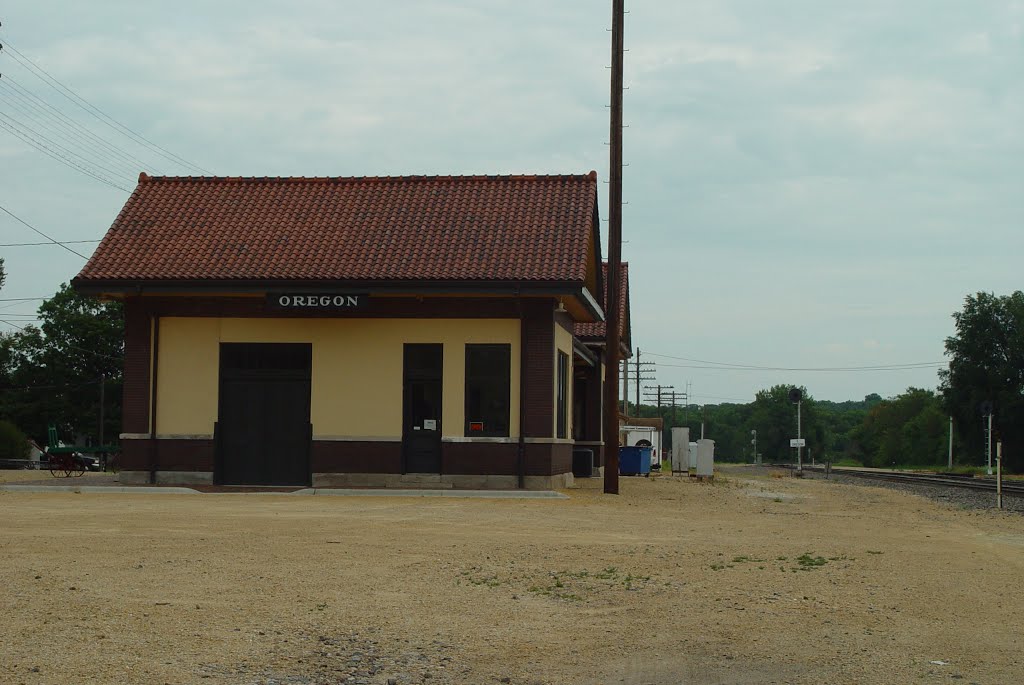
603 0 625 495
948 416 953 469
986 412 993 476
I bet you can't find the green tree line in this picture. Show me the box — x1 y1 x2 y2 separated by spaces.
629 292 1023 473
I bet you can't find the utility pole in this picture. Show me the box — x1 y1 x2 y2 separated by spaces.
751 429 757 465
630 348 655 416
797 399 802 472
642 384 673 413
663 389 686 426
603 0 625 495
788 387 804 472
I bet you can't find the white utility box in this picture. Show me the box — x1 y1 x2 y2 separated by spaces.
696 438 715 477
671 427 690 472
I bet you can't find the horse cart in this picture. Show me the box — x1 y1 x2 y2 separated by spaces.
43 425 117 478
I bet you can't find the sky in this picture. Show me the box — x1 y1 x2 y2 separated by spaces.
0 1 1021 404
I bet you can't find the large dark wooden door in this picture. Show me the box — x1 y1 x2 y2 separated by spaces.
403 344 443 473
218 343 312 486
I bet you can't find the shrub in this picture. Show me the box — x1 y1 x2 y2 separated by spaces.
0 420 29 461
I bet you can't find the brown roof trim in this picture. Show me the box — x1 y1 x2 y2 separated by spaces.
73 278 604 319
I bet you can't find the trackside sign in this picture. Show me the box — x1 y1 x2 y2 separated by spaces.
267 293 368 310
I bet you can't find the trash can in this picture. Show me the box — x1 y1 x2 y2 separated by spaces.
619 446 652 476
572 448 594 477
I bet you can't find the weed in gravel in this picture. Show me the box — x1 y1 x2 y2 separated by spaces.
731 555 766 564
867 550 884 555
795 553 828 569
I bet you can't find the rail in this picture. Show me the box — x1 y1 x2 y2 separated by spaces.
772 464 1024 497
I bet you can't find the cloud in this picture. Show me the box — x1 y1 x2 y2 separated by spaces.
955 32 993 55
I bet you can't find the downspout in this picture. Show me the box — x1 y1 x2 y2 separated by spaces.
148 315 160 485
517 291 526 489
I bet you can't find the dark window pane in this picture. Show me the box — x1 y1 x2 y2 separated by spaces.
404 344 443 378
556 351 568 439
464 344 511 437
220 343 311 373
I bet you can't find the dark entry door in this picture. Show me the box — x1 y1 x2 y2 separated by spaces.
218 343 312 486
403 344 443 473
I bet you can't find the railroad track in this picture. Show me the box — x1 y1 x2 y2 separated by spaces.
772 464 1024 497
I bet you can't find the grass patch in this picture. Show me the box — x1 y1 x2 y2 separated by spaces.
795 553 828 569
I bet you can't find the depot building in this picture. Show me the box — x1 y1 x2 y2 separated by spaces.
74 172 631 489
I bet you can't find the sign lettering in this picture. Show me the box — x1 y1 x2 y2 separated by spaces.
267 293 367 310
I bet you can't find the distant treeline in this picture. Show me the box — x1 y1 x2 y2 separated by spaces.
627 385 959 469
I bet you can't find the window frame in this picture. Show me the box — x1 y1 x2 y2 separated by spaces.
463 343 512 438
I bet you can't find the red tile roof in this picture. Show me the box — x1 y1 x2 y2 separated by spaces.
75 172 599 286
575 262 630 345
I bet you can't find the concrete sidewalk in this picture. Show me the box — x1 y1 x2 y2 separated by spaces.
0 484 568 498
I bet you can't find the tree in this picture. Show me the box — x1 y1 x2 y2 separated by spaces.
940 291 1024 472
0 419 28 460
0 283 123 445
855 388 948 467
749 385 824 463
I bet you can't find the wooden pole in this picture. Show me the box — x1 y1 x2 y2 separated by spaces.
603 0 625 495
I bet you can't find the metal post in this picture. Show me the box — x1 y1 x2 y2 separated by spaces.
602 0 625 495
622 356 629 417
986 413 993 476
948 416 953 470
98 375 106 471
797 400 803 472
996 441 1002 510
635 347 641 418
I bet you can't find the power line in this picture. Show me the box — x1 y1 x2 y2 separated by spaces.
0 109 135 183
0 203 90 258
0 318 122 361
0 114 132 191
0 35 208 174
0 78 142 179
0 72 158 173
655 361 944 373
0 297 47 302
646 351 945 372
0 239 99 247
690 393 750 402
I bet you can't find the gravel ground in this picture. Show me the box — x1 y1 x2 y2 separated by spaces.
800 469 1024 514
2 466 1023 684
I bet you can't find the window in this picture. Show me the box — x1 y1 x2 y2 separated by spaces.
556 350 569 439
464 344 511 437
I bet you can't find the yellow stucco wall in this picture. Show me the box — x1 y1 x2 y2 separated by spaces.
155 317 521 439
554 321 574 439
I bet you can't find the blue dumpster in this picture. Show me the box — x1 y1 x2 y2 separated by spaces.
619 446 652 475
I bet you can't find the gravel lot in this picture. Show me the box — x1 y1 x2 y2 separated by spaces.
2 466 1022 684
